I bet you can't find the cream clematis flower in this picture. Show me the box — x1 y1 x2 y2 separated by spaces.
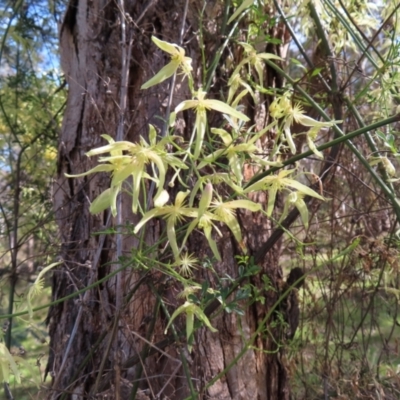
269 92 340 155
174 88 250 159
165 298 217 352
228 42 283 88
172 252 199 276
134 190 196 261
141 36 192 89
244 169 325 217
279 191 310 228
65 126 186 216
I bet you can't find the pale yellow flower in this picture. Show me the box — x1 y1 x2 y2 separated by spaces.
269 92 340 154
244 169 325 216
141 36 192 89
174 89 249 159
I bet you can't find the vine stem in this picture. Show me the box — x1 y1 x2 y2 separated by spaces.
253 58 400 223
114 0 133 312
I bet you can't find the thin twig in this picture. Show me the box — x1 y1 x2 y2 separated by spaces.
114 0 134 312
51 213 112 398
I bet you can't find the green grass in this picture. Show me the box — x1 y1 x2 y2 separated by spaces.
1 281 51 400
289 277 400 399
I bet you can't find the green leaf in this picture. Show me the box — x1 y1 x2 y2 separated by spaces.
311 67 324 77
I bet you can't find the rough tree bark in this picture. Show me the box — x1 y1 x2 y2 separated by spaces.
48 1 292 399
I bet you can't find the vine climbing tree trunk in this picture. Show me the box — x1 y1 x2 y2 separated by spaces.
48 1 293 399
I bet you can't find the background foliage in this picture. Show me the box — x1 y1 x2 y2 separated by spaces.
0 0 65 398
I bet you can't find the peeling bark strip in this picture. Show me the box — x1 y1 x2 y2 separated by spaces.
48 1 292 399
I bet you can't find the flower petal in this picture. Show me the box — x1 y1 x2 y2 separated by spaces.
193 110 207 159
90 186 120 216
266 186 278 216
167 218 180 260
204 99 250 121
151 36 180 55
65 164 114 178
227 0 255 24
203 224 221 261
198 183 213 217
141 60 180 89
283 179 325 200
154 189 169 207
86 141 134 156
175 99 199 113
134 208 164 233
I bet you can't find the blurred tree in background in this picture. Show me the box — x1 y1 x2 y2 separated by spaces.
0 1 66 398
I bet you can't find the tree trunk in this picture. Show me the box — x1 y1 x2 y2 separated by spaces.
48 1 291 399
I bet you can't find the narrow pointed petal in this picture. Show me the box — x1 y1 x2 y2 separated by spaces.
151 36 180 55
295 197 309 228
89 186 119 216
283 179 325 200
284 122 297 154
193 110 207 159
175 100 199 113
203 225 221 261
65 164 114 178
198 183 213 217
86 141 134 156
141 60 180 89
131 169 144 213
134 208 163 233
193 307 218 332
266 187 278 216
204 99 250 121
167 218 180 260
228 0 255 24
